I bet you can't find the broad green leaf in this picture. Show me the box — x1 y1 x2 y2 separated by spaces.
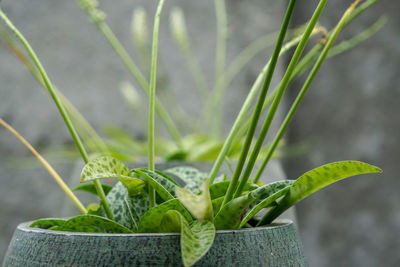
55 214 133 233
73 183 113 196
262 161 382 224
164 210 216 267
106 182 149 230
239 182 293 228
134 169 177 200
80 156 131 181
176 180 213 222
209 181 258 200
214 193 256 230
164 166 208 194
138 199 192 233
30 218 66 229
80 156 145 196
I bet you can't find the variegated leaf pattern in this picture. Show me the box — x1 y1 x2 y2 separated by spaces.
106 182 149 231
162 210 216 267
164 166 208 194
239 182 293 228
80 156 145 196
134 169 177 200
261 161 382 224
49 214 133 233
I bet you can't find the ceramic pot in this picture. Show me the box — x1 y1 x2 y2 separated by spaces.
3 219 306 266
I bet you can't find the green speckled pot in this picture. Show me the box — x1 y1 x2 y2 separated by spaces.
3 220 306 267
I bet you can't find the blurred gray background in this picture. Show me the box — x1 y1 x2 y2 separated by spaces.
0 0 398 266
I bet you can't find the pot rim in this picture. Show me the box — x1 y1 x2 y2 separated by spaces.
17 219 294 237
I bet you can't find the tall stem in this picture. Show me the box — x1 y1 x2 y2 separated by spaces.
233 0 328 198
220 0 297 207
0 8 113 220
254 0 363 184
148 0 165 207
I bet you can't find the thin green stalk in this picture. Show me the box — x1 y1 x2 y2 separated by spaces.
0 119 88 214
253 0 365 184
0 8 113 220
148 0 165 207
259 2 365 226
212 0 228 137
78 0 183 146
208 15 316 184
220 0 298 207
233 0 327 198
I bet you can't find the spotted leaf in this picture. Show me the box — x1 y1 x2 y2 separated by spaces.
162 210 215 267
261 161 382 224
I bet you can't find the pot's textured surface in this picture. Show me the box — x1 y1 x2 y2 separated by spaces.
3 220 306 267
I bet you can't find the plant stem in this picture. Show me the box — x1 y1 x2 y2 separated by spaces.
148 0 165 207
208 15 316 184
233 0 328 198
0 8 113 220
220 0 298 207
212 0 228 138
0 119 88 214
253 0 363 185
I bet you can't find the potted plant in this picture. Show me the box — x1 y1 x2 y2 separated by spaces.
0 0 382 266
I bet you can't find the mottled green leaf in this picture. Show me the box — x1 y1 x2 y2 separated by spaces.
164 166 208 194
80 156 145 196
176 180 213 222
209 181 258 200
80 156 131 181
30 218 67 229
262 161 382 224
134 169 176 201
154 170 180 186
249 180 294 209
239 182 293 228
106 182 149 230
54 214 133 233
138 199 192 233
214 193 256 230
73 183 113 196
163 210 215 267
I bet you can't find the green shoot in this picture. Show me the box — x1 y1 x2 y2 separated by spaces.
231 0 328 198
253 0 364 183
221 0 299 207
148 0 166 207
